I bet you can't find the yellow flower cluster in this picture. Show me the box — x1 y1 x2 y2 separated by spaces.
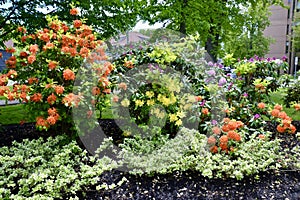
157 93 176 106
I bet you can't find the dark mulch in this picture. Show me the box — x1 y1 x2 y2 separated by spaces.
1 120 300 200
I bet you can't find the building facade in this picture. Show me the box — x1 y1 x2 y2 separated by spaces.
264 0 300 74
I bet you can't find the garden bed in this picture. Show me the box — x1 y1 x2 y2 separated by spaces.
0 120 300 199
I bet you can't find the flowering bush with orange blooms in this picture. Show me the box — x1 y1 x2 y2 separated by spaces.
0 11 112 132
207 118 244 154
269 104 297 134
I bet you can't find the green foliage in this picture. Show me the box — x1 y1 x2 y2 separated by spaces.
0 135 118 199
0 0 142 47
139 0 284 60
117 127 286 180
283 79 300 108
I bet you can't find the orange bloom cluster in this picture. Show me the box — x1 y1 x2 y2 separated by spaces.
208 118 244 154
63 69 75 80
271 104 296 134
47 93 57 105
6 47 16 53
0 52 2 58
48 61 58 70
62 93 81 107
124 60 134 68
0 75 8 86
70 8 80 15
31 93 43 102
36 116 50 129
5 56 17 69
257 102 266 109
201 108 209 115
294 103 300 111
47 107 60 125
55 85 64 95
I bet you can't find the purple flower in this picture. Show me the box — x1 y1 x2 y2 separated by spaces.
243 92 248 97
228 82 233 90
218 77 227 86
200 100 206 106
254 114 260 119
207 69 216 76
211 120 218 125
208 61 214 66
249 58 254 62
267 57 271 62
282 55 287 61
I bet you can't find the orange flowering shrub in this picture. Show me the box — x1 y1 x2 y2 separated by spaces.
207 118 244 154
0 10 112 131
269 104 296 134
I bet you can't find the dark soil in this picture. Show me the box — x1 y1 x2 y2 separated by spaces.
1 120 300 200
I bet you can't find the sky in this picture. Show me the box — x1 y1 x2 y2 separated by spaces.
133 21 164 31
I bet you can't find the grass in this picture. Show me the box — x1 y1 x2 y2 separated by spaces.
0 104 115 125
0 104 31 125
269 88 300 121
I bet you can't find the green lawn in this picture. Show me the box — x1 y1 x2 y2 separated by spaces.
0 104 31 125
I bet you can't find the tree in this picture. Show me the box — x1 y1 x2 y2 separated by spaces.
0 0 142 47
222 1 275 59
140 0 284 61
292 12 300 53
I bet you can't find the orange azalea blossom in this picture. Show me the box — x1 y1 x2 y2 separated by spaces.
36 116 49 128
29 44 39 54
6 47 16 53
219 135 228 144
55 85 64 95
48 107 57 116
227 131 241 142
278 111 287 119
43 42 54 51
227 121 238 131
0 75 8 86
201 108 209 115
48 61 58 70
7 70 17 78
282 119 291 126
79 47 90 58
31 93 42 102
19 51 28 58
290 124 296 134
222 124 230 132
17 26 26 33
0 52 2 58
0 86 9 95
124 60 134 68
47 93 57 105
28 77 38 84
99 76 110 87
219 142 228 151
62 93 81 107
70 8 80 15
210 145 218 153
294 104 300 111
257 102 265 109
194 96 203 102
63 69 75 81
46 116 57 125
92 87 100 95
27 55 36 64
73 20 82 28
271 109 280 117
19 92 28 102
118 82 127 90
50 21 60 32
274 104 283 111
103 88 111 94
212 126 221 135
113 95 119 102
7 92 16 100
21 36 28 42
207 136 216 145
276 125 286 133
258 134 265 139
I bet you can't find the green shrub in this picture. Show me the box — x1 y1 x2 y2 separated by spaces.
0 135 118 199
